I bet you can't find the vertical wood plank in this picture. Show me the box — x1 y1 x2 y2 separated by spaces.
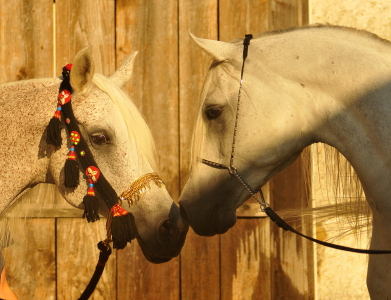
0 0 55 298
181 230 221 299
0 0 54 83
219 0 269 42
116 241 180 300
269 0 309 30
55 0 115 75
116 0 180 200
57 218 117 300
220 219 271 300
3 219 56 299
116 1 181 298
270 156 314 299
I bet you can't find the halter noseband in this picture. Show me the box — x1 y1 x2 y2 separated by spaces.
201 34 391 255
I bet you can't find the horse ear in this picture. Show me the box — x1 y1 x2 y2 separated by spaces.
110 51 138 88
189 33 237 62
70 46 95 93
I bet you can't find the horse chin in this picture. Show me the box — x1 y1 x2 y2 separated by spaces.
190 205 237 237
210 205 237 235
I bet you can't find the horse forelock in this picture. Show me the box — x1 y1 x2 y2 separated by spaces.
189 60 241 174
92 74 158 172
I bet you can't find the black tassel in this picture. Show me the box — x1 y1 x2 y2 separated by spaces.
82 195 100 223
46 116 62 147
111 214 136 250
64 158 80 188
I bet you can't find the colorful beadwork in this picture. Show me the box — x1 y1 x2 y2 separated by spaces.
54 106 62 119
68 147 77 160
110 203 128 217
58 89 72 105
70 131 80 145
86 166 100 183
87 183 95 196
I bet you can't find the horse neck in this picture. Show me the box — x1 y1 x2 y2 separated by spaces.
258 28 391 211
0 78 60 212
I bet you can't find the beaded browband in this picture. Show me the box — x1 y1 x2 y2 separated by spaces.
46 64 164 250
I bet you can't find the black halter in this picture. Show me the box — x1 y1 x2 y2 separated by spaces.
202 34 391 254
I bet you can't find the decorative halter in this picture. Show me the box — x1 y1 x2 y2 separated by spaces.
46 64 165 250
201 35 391 255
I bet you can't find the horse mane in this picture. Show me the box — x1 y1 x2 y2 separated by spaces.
239 24 391 47
92 74 158 172
294 144 371 243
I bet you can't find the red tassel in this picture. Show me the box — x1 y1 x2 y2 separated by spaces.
64 147 79 188
108 204 135 249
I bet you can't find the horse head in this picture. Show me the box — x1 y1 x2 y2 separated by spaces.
48 47 188 262
179 34 311 236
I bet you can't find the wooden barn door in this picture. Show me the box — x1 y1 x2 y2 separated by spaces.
1 0 311 299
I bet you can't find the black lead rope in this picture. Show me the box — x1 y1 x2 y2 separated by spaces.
78 242 112 300
202 34 391 255
263 206 391 254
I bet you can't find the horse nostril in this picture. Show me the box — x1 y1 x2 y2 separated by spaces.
179 204 190 226
157 220 176 245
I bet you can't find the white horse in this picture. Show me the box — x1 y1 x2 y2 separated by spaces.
0 47 188 289
179 25 391 298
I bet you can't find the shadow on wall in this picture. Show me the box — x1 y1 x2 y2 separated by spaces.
221 218 312 300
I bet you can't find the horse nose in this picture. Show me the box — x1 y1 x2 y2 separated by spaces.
179 204 190 226
157 219 178 245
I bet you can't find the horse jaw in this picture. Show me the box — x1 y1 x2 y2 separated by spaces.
109 51 138 88
189 33 238 63
70 46 95 94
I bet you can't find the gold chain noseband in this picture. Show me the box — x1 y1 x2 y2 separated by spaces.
120 172 165 206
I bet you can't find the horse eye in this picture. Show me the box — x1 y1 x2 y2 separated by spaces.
91 133 110 145
205 106 222 119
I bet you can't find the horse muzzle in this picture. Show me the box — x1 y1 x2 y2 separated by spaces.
179 201 236 236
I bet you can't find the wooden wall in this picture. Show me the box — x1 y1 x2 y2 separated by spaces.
1 0 311 299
